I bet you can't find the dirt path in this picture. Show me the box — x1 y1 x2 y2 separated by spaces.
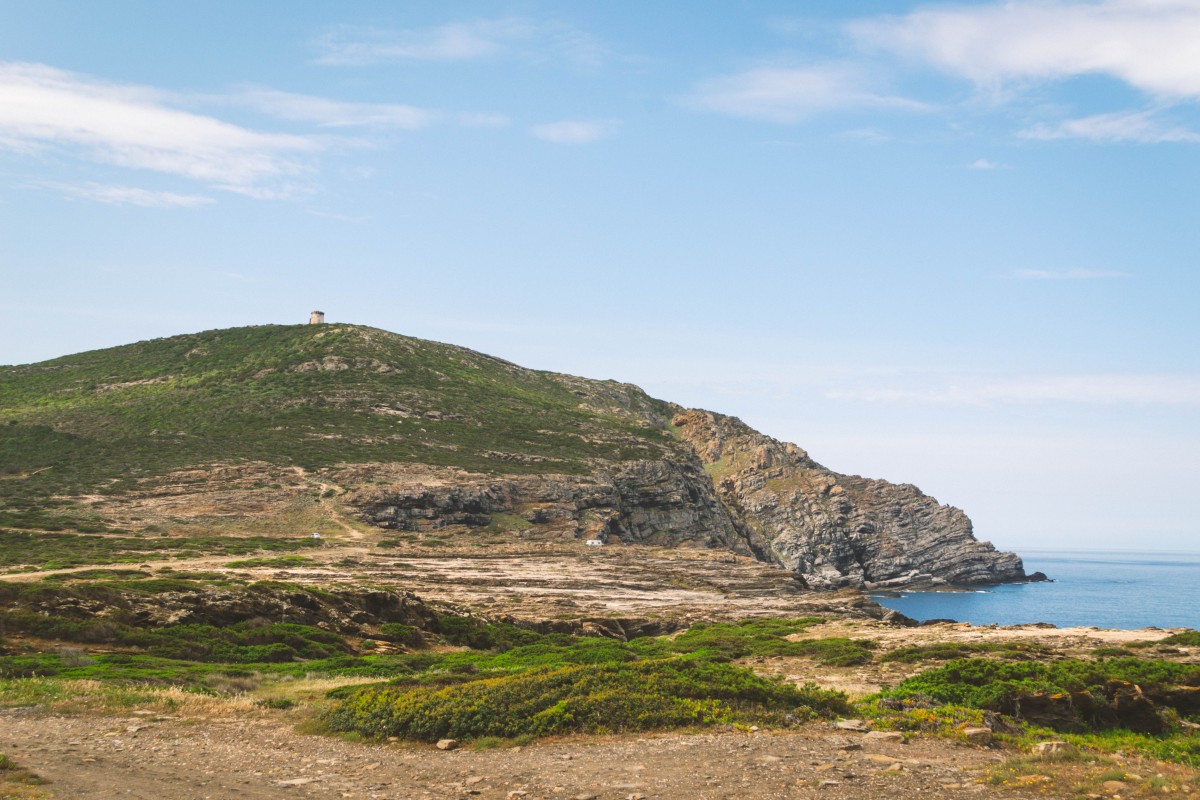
1 710 1014 800
308 474 365 540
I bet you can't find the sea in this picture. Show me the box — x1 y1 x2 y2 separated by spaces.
869 549 1200 630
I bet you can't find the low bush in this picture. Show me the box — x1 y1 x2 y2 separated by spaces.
376 624 422 646
324 658 849 741
878 657 1200 734
225 555 314 569
649 618 873 666
1161 631 1200 647
434 615 543 651
881 641 1048 663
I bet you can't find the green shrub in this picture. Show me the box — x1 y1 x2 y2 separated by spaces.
225 555 314 569
1161 631 1200 647
880 657 1200 727
881 641 1048 663
325 659 849 741
434 615 543 651
1092 647 1135 658
377 624 423 646
647 617 829 660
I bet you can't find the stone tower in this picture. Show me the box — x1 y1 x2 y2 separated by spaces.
309 310 325 325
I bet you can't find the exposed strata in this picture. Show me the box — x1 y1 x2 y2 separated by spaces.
348 403 1030 590
668 408 1029 589
353 459 754 554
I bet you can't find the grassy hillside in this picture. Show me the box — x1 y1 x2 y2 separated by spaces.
0 324 681 504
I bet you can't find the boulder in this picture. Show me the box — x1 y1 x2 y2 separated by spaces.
961 727 993 746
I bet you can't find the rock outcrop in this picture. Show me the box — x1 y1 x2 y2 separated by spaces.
348 404 1030 590
668 408 1028 589
354 458 756 555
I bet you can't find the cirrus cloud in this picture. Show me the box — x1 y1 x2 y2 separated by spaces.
314 19 607 68
530 119 617 144
0 62 317 197
35 181 214 208
685 63 927 124
231 87 438 130
1021 110 1200 143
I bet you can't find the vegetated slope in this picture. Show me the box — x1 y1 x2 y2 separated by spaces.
0 323 1027 588
0 324 679 492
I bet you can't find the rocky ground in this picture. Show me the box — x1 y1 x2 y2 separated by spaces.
3 541 1198 799
0 708 1034 800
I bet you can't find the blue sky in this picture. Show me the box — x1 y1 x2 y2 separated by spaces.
2 1 1198 552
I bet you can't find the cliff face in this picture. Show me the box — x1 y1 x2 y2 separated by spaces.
350 402 1028 590
354 458 756 556
668 409 1027 589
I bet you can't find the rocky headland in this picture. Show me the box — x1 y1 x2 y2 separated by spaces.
0 322 1035 592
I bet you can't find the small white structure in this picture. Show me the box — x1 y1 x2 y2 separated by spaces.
309 532 322 539
309 310 325 325
585 539 604 547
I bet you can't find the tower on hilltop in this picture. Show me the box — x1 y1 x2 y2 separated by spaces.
309 310 325 325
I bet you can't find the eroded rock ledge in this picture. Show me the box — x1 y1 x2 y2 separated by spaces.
351 401 1031 591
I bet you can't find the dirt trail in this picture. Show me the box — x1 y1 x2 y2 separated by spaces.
1 710 1014 800
307 472 365 540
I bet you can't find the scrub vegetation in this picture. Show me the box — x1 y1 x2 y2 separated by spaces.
0 324 682 504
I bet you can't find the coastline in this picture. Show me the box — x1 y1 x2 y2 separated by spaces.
868 547 1200 630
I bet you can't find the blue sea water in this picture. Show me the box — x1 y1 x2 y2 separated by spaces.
869 549 1200 630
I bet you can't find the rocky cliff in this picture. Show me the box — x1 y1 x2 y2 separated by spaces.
668 409 1028 589
354 458 752 554
349 398 1030 590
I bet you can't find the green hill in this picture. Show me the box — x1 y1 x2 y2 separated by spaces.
1 323 681 500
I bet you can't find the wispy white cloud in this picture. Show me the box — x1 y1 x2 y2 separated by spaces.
710 3 1200 141
827 373 1200 406
35 181 214 207
306 209 372 224
851 0 1200 99
1011 268 1128 280
685 64 927 124
969 158 1008 170
842 128 893 144
1021 110 1200 143
232 88 437 129
456 112 511 128
314 19 606 67
0 62 317 197
530 119 616 144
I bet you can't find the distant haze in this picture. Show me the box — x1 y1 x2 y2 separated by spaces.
2 2 1197 553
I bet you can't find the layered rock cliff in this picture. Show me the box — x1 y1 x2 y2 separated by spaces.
353 458 756 556
349 398 1030 590
668 409 1027 589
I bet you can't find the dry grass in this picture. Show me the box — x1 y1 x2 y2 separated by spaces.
0 678 264 718
0 754 49 800
255 675 382 708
